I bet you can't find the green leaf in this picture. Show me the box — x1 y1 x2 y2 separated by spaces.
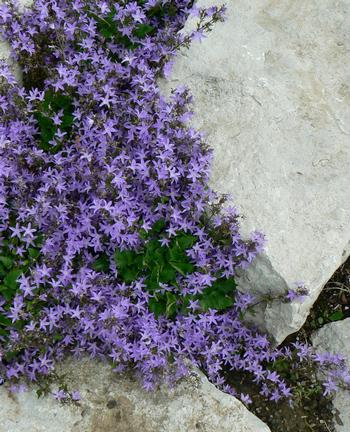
13 319 26 331
151 218 166 234
159 266 177 283
169 261 194 276
51 93 73 111
94 10 118 39
139 228 149 240
271 359 289 373
146 244 166 264
0 284 13 301
135 254 144 270
4 350 20 361
238 310 245 321
133 24 155 39
100 25 115 39
92 10 137 48
0 255 13 270
114 249 137 269
160 196 170 204
165 292 177 318
148 296 166 317
61 113 74 129
147 3 177 19
329 311 344 322
4 268 22 291
0 327 8 336
212 277 237 294
0 263 7 277
120 267 140 283
197 276 236 312
168 246 186 263
145 276 160 291
175 233 197 250
34 91 74 154
28 248 40 260
200 291 234 311
0 314 12 327
145 239 160 253
149 265 161 283
144 243 166 273
35 233 44 248
180 295 191 315
91 254 110 272
34 112 56 143
114 249 144 282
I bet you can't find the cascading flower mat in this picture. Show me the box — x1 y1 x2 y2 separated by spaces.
0 0 348 403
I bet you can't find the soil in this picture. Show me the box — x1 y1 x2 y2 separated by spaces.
229 256 350 432
228 371 334 432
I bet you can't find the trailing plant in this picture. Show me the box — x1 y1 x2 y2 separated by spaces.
0 0 348 406
92 218 238 317
34 90 75 153
0 220 42 339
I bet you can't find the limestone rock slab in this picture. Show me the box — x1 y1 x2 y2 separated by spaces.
0 358 270 432
312 318 350 432
0 0 33 81
159 0 350 342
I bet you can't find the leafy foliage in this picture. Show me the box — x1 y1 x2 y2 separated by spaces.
34 90 74 153
0 233 42 338
200 277 236 311
110 219 237 317
91 253 110 273
91 7 156 50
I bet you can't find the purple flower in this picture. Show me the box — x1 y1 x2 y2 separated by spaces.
52 389 67 401
240 393 252 405
285 282 309 303
71 390 81 401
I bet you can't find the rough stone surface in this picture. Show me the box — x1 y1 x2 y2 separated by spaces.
0 358 270 432
159 0 350 343
0 40 11 63
312 318 350 432
0 0 33 80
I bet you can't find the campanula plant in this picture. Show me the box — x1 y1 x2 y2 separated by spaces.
0 0 348 404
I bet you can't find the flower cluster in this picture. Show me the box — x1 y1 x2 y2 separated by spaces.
0 0 348 405
285 282 309 303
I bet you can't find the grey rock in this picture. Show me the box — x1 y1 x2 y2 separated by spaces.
0 0 33 81
0 358 270 432
159 0 350 343
312 318 350 432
